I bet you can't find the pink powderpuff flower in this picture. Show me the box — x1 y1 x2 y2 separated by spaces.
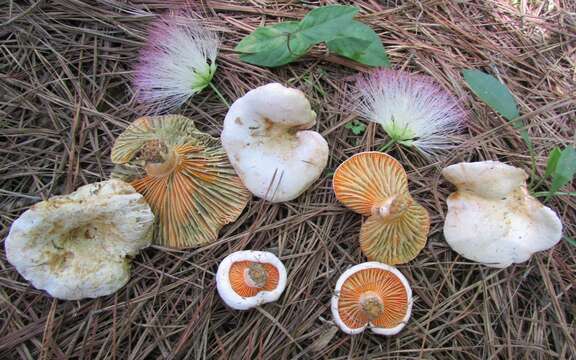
354 69 465 158
134 13 219 113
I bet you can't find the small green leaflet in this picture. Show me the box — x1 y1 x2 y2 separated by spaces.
463 69 531 149
235 5 389 68
235 22 307 67
296 5 358 43
463 69 519 120
327 22 390 67
345 120 367 135
565 236 576 247
546 146 576 200
544 147 562 180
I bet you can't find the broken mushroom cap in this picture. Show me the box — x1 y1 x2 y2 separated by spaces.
331 262 413 335
111 115 250 249
442 161 563 268
333 152 430 264
5 180 154 300
216 250 287 310
221 83 329 202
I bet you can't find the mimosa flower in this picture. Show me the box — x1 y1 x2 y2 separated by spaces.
354 70 465 157
134 13 220 112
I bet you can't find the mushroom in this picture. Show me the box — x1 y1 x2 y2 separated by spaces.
4 180 154 300
331 262 413 335
442 161 563 268
221 83 329 202
111 115 251 249
216 250 287 310
333 152 430 264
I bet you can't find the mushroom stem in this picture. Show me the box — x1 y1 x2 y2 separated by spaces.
371 194 412 221
246 263 268 288
360 292 384 320
144 150 180 177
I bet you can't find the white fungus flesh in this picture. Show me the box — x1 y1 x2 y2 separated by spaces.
442 161 562 268
5 180 154 300
221 83 329 202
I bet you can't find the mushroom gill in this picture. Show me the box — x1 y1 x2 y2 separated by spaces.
333 152 430 264
337 267 408 330
111 115 250 249
228 261 280 297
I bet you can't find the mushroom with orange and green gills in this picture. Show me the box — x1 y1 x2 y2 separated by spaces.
111 115 251 249
333 152 430 265
331 262 413 335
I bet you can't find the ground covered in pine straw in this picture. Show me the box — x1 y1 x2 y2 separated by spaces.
1 1 575 359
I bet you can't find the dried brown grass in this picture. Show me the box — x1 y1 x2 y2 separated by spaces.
1 0 575 359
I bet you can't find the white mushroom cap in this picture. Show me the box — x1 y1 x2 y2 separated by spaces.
442 160 527 199
216 250 287 310
443 161 563 268
5 180 154 300
331 262 413 336
221 83 329 202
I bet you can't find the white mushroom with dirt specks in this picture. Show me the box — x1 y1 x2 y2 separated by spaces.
5 180 154 300
221 83 329 202
442 161 562 268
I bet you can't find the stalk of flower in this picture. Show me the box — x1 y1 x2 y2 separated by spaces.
354 69 465 158
133 12 225 113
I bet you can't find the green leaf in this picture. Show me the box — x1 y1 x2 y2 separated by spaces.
544 147 562 179
235 5 388 68
296 5 358 44
565 236 576 247
463 69 532 149
548 146 576 198
235 22 308 67
463 69 519 121
345 120 367 135
326 22 390 67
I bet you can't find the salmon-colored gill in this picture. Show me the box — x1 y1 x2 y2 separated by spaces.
338 268 408 329
333 152 408 216
229 261 280 297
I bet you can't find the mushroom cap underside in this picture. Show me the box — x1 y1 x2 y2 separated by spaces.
360 202 430 265
333 152 408 216
216 250 287 310
111 115 250 249
331 262 412 335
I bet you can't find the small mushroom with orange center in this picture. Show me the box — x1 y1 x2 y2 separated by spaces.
331 262 413 335
111 115 251 249
216 251 287 310
333 152 430 265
